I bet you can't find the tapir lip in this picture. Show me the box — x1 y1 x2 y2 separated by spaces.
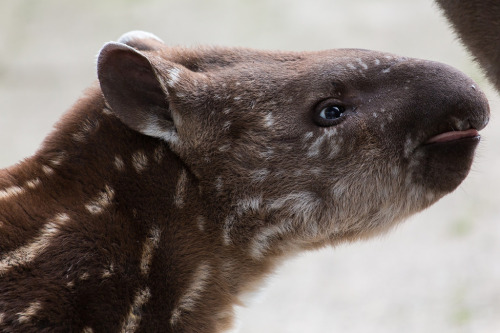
422 110 489 146
425 128 480 144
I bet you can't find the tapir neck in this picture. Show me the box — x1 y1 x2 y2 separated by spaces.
0 86 182 252
0 86 273 332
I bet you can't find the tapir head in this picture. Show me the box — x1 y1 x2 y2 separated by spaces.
97 31 489 256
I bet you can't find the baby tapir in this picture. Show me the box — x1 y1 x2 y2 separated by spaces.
0 31 490 332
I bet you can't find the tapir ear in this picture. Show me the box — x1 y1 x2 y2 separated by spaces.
97 42 176 141
117 30 165 51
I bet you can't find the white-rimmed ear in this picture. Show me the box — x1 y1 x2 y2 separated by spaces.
97 42 176 142
117 30 165 51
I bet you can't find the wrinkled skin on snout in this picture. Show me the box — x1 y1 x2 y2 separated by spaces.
99 36 489 256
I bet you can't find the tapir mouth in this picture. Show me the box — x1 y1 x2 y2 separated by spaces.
423 111 488 146
425 128 480 144
413 118 486 193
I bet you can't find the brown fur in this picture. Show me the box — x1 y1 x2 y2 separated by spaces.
0 31 489 332
436 0 500 92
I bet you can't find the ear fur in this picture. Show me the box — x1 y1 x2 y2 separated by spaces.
97 42 177 141
117 30 165 51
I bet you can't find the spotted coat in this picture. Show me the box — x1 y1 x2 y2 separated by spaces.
0 31 489 332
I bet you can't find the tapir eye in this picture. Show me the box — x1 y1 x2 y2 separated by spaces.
320 106 344 120
314 104 346 126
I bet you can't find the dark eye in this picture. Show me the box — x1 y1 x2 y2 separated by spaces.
314 105 346 126
319 105 344 120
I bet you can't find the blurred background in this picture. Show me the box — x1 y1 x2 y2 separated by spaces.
0 0 499 332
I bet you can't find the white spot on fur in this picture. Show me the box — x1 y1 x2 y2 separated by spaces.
268 191 320 220
121 287 151 332
114 155 125 171
347 63 356 70
0 313 4 324
219 144 231 152
328 140 342 158
25 178 41 189
17 301 42 324
293 169 303 177
196 216 206 232
259 147 274 160
222 121 232 131
222 215 235 245
357 58 368 70
264 113 274 127
302 131 314 142
250 169 270 183
140 225 161 276
391 165 401 177
0 185 24 200
79 272 90 280
170 109 183 128
374 59 381 66
382 67 391 74
215 177 224 193
0 213 70 275
72 132 87 142
373 112 378 118
72 119 99 142
307 134 327 157
142 116 179 144
42 165 54 175
308 167 323 176
85 185 115 214
49 152 66 166
236 196 263 215
174 169 188 208
132 151 148 173
167 67 181 87
101 264 114 278
403 136 414 157
250 224 284 259
170 262 211 326
325 128 338 137
82 119 99 133
82 327 94 333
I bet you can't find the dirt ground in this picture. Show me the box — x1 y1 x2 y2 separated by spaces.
0 0 499 332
